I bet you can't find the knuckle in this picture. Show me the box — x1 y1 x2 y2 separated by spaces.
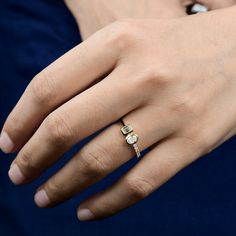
95 200 117 216
29 71 56 106
79 145 110 178
18 150 37 176
142 67 161 87
46 178 66 200
171 94 195 116
4 114 23 137
125 176 154 200
43 110 73 146
107 19 136 52
139 65 173 91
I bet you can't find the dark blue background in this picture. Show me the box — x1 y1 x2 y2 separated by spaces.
0 1 236 235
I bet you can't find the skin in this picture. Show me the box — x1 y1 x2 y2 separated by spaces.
64 0 236 40
199 0 236 9
1 2 236 222
64 0 191 40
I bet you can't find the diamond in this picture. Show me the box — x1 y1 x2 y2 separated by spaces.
126 133 139 145
121 124 133 135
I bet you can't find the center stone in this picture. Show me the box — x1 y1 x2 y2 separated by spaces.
126 133 138 145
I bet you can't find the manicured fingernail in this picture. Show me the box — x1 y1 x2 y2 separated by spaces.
8 164 25 185
0 131 14 153
77 208 95 221
34 190 50 208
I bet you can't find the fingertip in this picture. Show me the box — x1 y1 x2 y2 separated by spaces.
0 131 14 154
34 190 51 208
77 208 95 221
8 164 25 185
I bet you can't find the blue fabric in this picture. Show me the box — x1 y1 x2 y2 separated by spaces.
0 1 236 235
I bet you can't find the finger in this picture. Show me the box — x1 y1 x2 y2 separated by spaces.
8 66 145 185
33 105 176 208
76 136 202 221
0 28 118 153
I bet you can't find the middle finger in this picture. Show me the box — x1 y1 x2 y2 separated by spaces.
8 66 143 185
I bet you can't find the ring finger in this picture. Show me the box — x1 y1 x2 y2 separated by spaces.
33 105 176 208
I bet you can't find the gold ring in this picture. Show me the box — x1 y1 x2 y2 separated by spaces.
120 122 141 158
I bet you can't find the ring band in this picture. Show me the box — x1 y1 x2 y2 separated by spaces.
120 121 141 158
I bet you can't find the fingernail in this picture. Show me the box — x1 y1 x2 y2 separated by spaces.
77 208 95 221
8 164 25 185
34 190 50 208
0 131 14 153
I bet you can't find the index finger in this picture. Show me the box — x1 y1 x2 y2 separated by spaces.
0 26 119 153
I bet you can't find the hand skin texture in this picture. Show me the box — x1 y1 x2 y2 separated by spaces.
1 6 236 221
64 0 236 40
64 0 190 40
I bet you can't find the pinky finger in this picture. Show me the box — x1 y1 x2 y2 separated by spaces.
77 136 202 221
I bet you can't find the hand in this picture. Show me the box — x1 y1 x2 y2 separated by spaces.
1 7 236 221
64 0 191 40
198 0 236 9
64 0 236 40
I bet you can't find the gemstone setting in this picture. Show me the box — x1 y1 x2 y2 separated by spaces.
126 133 139 145
120 122 141 158
121 124 133 135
